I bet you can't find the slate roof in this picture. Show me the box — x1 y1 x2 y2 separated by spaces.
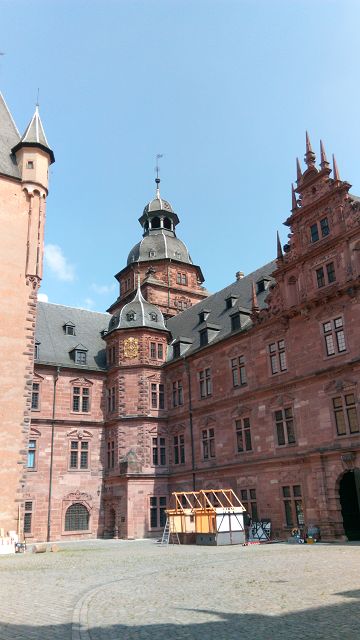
127 230 193 266
12 105 55 164
35 302 109 371
166 260 277 358
108 283 168 333
0 92 21 179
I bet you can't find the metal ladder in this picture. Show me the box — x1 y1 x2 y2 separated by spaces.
161 518 180 545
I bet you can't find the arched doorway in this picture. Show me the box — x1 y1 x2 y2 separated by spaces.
339 470 360 540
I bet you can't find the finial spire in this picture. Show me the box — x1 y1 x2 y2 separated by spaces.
155 153 163 198
277 231 283 260
320 140 329 169
296 157 302 183
251 281 259 314
332 154 341 182
304 131 316 167
291 184 297 211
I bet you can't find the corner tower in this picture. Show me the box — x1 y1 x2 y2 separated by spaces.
0 93 54 536
108 179 208 319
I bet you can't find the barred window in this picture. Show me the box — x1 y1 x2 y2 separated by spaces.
69 440 89 470
323 317 346 356
269 340 287 374
174 434 185 464
65 503 89 531
236 418 252 452
333 394 359 436
275 408 296 446
24 501 33 534
202 428 215 459
231 356 247 387
282 485 304 527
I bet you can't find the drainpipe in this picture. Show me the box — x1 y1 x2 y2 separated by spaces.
47 365 60 542
184 358 196 490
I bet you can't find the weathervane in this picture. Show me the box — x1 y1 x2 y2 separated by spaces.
155 153 163 188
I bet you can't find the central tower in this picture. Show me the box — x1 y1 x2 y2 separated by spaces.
108 179 208 319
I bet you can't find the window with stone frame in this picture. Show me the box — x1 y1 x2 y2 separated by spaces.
75 349 87 365
176 272 187 285
231 356 247 387
332 394 359 436
282 485 304 528
72 385 90 413
269 340 287 374
150 342 164 360
31 382 40 410
316 261 336 288
202 427 215 459
107 440 115 468
65 503 90 531
152 436 166 466
240 489 258 521
310 217 330 243
151 383 165 409
199 368 212 398
172 380 184 407
69 439 89 470
274 407 296 446
235 418 252 452
149 496 167 529
107 386 116 413
173 434 185 464
34 341 40 360
322 317 346 357
107 345 116 366
27 439 37 469
24 501 33 534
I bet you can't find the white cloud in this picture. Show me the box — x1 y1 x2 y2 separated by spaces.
37 293 49 302
83 297 95 310
91 283 116 295
44 244 75 282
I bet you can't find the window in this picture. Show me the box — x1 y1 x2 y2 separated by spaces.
150 342 156 359
149 496 167 529
64 323 75 335
157 343 163 359
282 485 304 527
326 262 336 283
316 262 336 288
150 343 164 360
75 350 87 365
72 386 90 413
152 437 166 466
231 313 241 331
31 382 40 410
174 434 185 464
126 311 136 321
151 383 165 409
240 489 258 521
69 440 89 470
310 223 319 243
236 418 252 452
316 267 325 288
202 428 215 459
333 394 359 435
107 441 115 468
65 503 89 531
34 342 40 359
199 310 210 323
269 340 287 374
107 386 116 412
173 343 181 358
231 356 247 387
310 217 330 243
24 501 33 534
199 368 212 398
172 380 184 407
320 217 330 237
26 160 34 169
150 312 158 321
177 272 187 285
199 329 208 347
107 346 116 365
27 439 37 469
323 317 346 356
275 408 296 445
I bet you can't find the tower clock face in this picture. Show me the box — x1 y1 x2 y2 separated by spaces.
123 337 139 358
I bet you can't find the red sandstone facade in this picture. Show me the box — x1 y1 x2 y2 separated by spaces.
10 122 360 543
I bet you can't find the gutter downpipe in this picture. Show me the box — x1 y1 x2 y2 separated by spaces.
47 365 60 542
184 357 196 490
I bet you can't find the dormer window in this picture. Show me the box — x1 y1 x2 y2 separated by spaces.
230 312 241 331
149 312 158 322
199 329 208 347
173 343 181 358
75 350 87 365
225 295 238 309
175 251 182 260
199 309 210 324
149 250 156 258
64 322 76 336
126 311 136 321
256 278 270 294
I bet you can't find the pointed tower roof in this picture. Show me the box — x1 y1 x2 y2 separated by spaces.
12 104 55 164
296 158 302 184
107 277 168 333
291 184 298 211
304 131 316 168
277 231 284 260
0 92 21 179
332 154 341 182
320 140 330 170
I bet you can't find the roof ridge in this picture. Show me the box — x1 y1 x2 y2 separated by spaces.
0 91 21 137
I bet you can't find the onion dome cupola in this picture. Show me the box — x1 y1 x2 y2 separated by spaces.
127 177 193 266
108 279 168 333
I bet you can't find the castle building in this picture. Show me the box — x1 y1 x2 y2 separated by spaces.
1 93 360 542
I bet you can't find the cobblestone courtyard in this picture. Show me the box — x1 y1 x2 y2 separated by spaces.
0 539 359 639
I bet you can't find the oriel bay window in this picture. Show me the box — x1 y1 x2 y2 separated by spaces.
174 434 185 464
150 496 167 529
70 440 89 470
275 408 296 446
202 428 215 459
152 437 166 466
72 386 90 413
235 418 252 452
333 394 359 435
282 485 304 528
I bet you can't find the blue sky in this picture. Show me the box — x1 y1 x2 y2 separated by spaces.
1 0 359 311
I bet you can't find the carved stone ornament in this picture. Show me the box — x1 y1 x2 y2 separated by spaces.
341 452 356 470
123 337 139 358
64 490 92 503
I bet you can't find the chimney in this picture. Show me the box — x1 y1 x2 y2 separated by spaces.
236 271 244 281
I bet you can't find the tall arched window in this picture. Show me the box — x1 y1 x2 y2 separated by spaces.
65 503 89 531
151 216 160 229
163 217 171 230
